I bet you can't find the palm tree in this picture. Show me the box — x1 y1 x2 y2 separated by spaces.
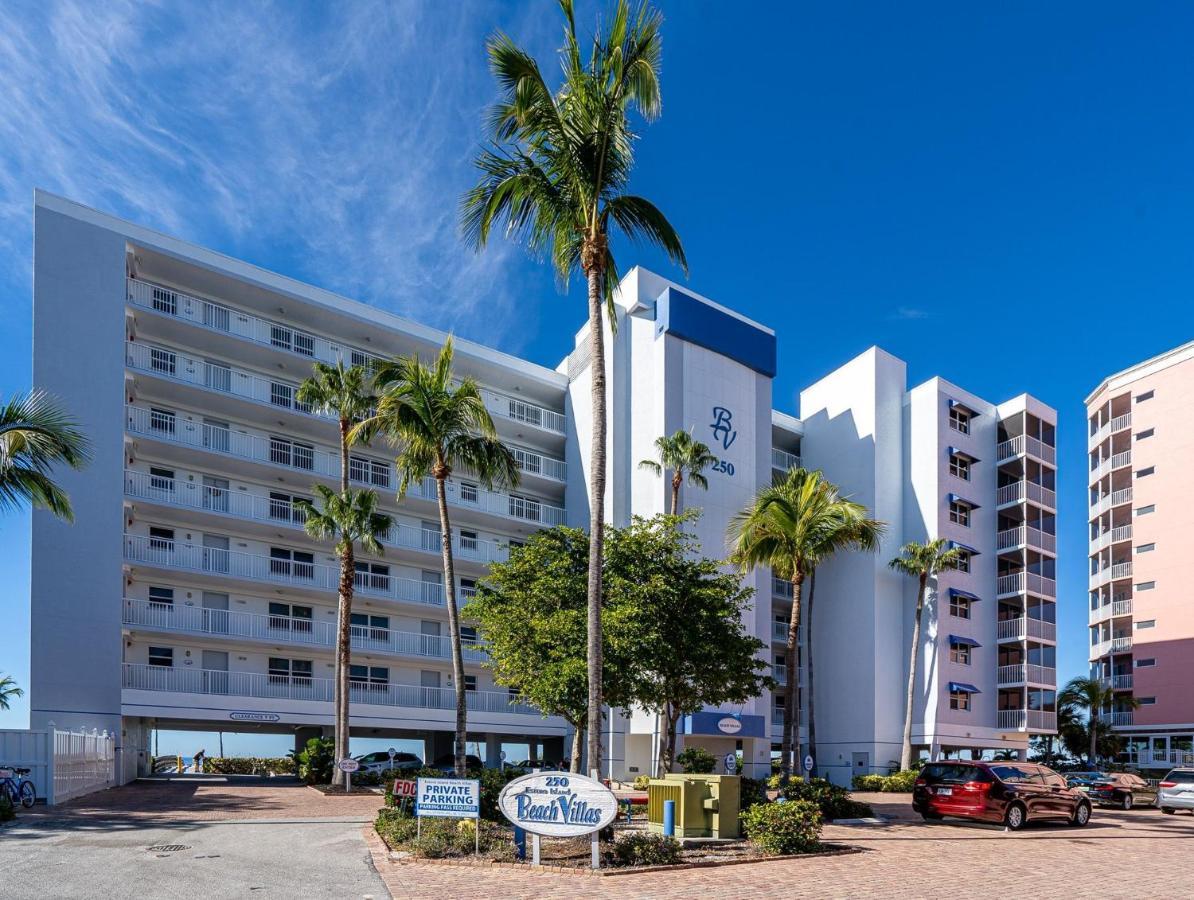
638 429 716 514
888 539 963 771
296 361 375 786
729 468 884 777
357 338 519 776
295 486 391 787
1059 675 1138 766
992 749 1018 761
0 675 23 711
463 0 685 772
1 390 91 521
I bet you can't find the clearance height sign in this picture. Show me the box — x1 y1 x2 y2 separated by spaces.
416 777 480 818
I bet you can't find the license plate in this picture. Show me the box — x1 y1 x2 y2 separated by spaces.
936 787 953 796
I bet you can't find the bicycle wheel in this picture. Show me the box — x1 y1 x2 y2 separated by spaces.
18 780 35 808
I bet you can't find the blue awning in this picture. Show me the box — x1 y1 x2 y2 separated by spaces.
949 399 981 416
949 540 981 556
948 493 981 509
948 588 982 602
948 447 981 462
949 682 982 694
949 635 981 648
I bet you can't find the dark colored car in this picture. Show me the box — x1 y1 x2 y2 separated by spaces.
353 750 423 775
1088 772 1157 810
431 753 485 772
1064 771 1107 792
913 761 1091 830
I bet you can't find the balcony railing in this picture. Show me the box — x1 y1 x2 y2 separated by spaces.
128 277 566 435
996 525 1057 555
122 662 536 714
1091 524 1132 552
996 665 1054 686
1100 674 1133 691
998 663 1025 685
1091 449 1132 481
996 571 1057 599
771 448 801 472
772 577 795 599
997 434 1057 466
998 709 1057 732
1111 636 1133 652
122 598 487 662
996 617 1057 643
1093 561 1132 584
996 481 1057 509
1089 487 1132 515
1107 710 1134 727
1089 412 1132 447
124 533 449 606
1112 598 1133 617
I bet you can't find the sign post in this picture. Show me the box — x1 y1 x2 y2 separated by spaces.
497 769 618 870
387 746 397 773
338 757 360 793
803 754 814 776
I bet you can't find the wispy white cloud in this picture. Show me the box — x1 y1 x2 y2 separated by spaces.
888 306 929 320
0 0 560 352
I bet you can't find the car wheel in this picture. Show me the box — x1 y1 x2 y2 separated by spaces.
1121 794 1133 811
1005 803 1027 830
1161 807 1176 815
1071 802 1091 827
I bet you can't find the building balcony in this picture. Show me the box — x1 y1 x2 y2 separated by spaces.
996 617 1057 643
121 662 537 715
1088 412 1132 448
1090 524 1132 553
996 481 1057 511
772 577 795 600
996 434 1057 467
996 525 1056 556
1090 449 1132 482
1091 636 1133 658
771 448 801 472
122 598 487 662
996 571 1057 600
1089 598 1133 624
1089 487 1132 517
1099 674 1133 691
998 709 1057 733
1092 561 1132 587
127 277 566 436
771 666 804 687
1108 711 1134 727
997 663 1056 686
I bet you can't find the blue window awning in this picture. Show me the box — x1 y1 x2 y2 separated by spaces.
949 399 981 416
949 446 981 462
948 588 982 602
949 540 981 556
948 493 981 509
949 635 981 648
949 682 982 694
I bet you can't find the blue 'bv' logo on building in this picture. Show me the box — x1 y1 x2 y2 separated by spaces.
710 406 737 451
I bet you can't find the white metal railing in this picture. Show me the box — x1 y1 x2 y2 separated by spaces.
998 709 1026 730
1101 674 1133 690
1094 561 1133 583
997 481 1057 509
407 477 566 527
122 598 486 662
509 446 567 482
1028 618 1056 641
1108 710 1134 727
1027 664 1055 685
1091 639 1110 658
771 448 801 472
996 525 1056 554
996 617 1057 642
772 577 795 599
1111 636 1133 652
1089 412 1132 447
1090 487 1132 515
124 533 447 606
772 622 789 641
51 728 115 805
1091 524 1133 551
998 663 1026 685
996 571 1057 599
122 663 537 715
128 277 566 436
1028 710 1056 732
998 618 1026 641
1112 598 1133 617
1000 709 1057 732
997 435 1057 466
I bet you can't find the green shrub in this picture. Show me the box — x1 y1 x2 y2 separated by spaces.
609 832 681 867
740 799 822 855
375 807 419 845
851 773 886 792
206 757 295 776
293 737 335 785
880 769 918 792
739 776 769 812
767 773 786 790
381 815 504 859
778 777 873 820
632 775 651 790
0 793 13 822
676 747 716 774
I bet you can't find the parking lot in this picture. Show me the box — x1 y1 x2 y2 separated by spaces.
2 783 1193 899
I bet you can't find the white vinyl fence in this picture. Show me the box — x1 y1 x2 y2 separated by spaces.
0 728 115 805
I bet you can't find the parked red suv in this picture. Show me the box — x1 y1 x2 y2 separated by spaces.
913 761 1092 830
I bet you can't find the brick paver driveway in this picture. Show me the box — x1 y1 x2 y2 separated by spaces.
371 794 1194 900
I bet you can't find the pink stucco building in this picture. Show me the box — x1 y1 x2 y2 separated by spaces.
1087 341 1194 770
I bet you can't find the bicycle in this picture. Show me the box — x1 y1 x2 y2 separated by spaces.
0 766 37 808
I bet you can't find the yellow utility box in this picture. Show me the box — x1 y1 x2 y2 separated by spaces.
647 773 741 839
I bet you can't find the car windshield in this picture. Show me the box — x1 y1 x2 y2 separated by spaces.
920 763 980 784
1165 770 1194 784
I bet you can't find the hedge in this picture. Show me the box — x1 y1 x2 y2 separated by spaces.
777 777 874 820
740 799 822 855
851 770 918 793
205 757 295 776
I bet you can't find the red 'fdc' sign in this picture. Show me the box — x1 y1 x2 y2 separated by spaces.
391 780 417 798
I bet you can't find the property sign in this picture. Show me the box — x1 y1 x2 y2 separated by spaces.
416 777 480 819
498 772 618 838
338 758 360 773
724 752 737 774
391 779 417 799
803 755 814 773
717 716 743 735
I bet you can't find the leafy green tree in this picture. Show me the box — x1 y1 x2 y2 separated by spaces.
888 539 963 771
359 338 519 776
1 390 91 521
295 486 391 785
466 527 636 772
728 469 884 776
611 514 772 776
1059 675 1138 766
463 0 685 773
0 675 23 711
638 429 716 514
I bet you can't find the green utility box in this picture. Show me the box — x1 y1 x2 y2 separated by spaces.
647 774 741 839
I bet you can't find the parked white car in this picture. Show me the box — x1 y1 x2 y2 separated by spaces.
354 751 423 775
1158 769 1194 814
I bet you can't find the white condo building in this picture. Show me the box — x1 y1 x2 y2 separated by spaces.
29 193 1058 785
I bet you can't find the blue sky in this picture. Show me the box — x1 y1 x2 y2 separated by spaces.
3 1 1194 754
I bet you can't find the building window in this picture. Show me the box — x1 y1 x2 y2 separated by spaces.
949 642 972 665
949 454 971 481
1137 504 1156 515
148 646 173 667
459 577 477 599
459 481 479 504
955 551 971 574
948 501 970 527
350 612 390 641
1139 697 1157 705
148 466 175 493
510 494 542 522
270 548 315 580
349 665 389 687
350 455 390 488
459 530 479 553
147 586 174 606
1136 390 1154 402
1135 658 1156 668
949 596 971 619
151 285 178 315
1136 619 1156 629
463 675 477 692
149 347 176 375
1136 428 1155 440
949 407 970 435
1136 581 1156 591
1136 466 1155 478
268 658 312 684
270 437 315 471
354 562 390 591
460 625 478 643
949 690 971 711
270 382 295 410
148 527 175 551
1137 543 1155 553
268 602 313 632
149 407 176 434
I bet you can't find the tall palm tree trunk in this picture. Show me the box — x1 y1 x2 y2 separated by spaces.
570 721 584 773
584 259 607 777
332 419 352 787
1090 709 1098 766
670 471 681 515
806 569 817 778
783 571 805 777
434 465 468 776
900 574 928 771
